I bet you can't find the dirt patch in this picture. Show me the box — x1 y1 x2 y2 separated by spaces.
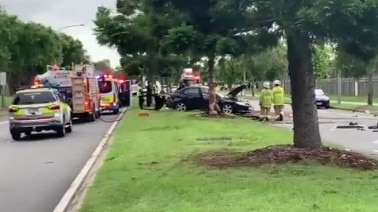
194 145 377 171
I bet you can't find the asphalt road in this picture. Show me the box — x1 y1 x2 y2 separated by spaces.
0 111 123 212
247 100 378 157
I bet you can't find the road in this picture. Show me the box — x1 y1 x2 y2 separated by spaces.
246 100 378 157
0 111 123 212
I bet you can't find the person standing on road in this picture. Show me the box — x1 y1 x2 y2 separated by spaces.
272 80 284 121
259 81 273 121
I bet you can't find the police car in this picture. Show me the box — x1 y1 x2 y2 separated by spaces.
8 87 72 140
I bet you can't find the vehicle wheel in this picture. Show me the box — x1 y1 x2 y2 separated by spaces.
56 125 66 137
11 132 21 141
175 103 187 112
222 104 233 114
66 120 72 133
325 103 330 109
87 110 96 122
113 108 119 114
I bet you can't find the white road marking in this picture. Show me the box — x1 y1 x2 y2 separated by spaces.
345 149 351 151
53 108 127 212
0 121 8 125
373 150 378 153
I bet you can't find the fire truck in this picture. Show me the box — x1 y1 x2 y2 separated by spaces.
178 68 201 89
34 64 101 122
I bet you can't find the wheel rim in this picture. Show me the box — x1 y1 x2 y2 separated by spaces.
176 103 186 111
222 104 233 114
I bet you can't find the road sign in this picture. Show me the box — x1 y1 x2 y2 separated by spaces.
0 72 5 86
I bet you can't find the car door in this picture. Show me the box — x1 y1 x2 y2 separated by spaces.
55 91 70 122
183 87 201 109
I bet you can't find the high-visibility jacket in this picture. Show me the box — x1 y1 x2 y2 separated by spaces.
272 86 284 105
259 88 273 108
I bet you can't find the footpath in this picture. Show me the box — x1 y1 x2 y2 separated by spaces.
237 92 365 105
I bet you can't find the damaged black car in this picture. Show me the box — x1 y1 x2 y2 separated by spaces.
165 85 253 114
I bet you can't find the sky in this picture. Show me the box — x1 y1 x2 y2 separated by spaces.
2 0 121 68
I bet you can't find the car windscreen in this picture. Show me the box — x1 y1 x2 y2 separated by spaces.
98 80 113 93
13 91 56 105
315 89 324 96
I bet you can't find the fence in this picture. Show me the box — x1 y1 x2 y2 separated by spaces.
281 76 378 96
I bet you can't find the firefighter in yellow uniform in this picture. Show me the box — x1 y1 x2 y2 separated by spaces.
259 81 273 121
272 80 285 121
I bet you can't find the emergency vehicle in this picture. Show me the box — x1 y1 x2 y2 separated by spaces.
178 68 201 89
8 87 72 140
34 64 101 122
97 73 121 114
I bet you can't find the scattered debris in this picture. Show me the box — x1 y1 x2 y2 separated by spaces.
336 122 365 129
193 144 377 171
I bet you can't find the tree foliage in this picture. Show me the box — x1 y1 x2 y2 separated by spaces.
312 44 334 80
93 1 184 81
0 6 87 92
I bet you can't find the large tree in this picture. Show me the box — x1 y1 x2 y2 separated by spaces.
93 1 184 82
153 0 278 115
246 0 378 148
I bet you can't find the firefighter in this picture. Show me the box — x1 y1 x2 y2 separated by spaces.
272 80 284 121
137 85 144 110
259 81 273 121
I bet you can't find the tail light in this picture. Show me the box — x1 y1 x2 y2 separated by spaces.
85 101 89 110
8 106 19 113
49 104 60 110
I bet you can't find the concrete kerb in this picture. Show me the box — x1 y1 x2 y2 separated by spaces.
53 108 127 212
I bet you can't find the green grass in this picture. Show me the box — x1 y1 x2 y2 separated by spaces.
327 95 377 103
80 108 378 212
0 95 12 116
330 103 378 113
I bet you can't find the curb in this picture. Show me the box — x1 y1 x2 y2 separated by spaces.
53 108 127 212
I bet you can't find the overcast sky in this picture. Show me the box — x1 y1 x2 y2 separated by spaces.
2 0 121 68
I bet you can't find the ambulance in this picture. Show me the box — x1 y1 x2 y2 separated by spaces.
97 74 121 114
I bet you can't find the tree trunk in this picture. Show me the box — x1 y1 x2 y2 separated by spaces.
287 32 322 149
207 54 220 115
367 71 373 106
251 79 255 97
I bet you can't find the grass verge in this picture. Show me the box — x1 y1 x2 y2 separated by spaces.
80 108 378 212
330 104 378 113
0 96 13 117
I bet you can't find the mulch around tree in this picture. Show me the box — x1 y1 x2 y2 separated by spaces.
193 145 377 171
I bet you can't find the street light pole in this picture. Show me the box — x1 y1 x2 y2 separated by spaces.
58 24 85 32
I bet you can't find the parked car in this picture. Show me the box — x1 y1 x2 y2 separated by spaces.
165 85 253 114
315 89 330 108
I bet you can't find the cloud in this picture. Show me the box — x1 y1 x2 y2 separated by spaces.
2 0 121 68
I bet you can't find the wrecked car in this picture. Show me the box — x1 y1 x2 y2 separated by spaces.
165 85 253 114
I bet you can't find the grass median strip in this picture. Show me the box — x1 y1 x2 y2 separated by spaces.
80 108 378 212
